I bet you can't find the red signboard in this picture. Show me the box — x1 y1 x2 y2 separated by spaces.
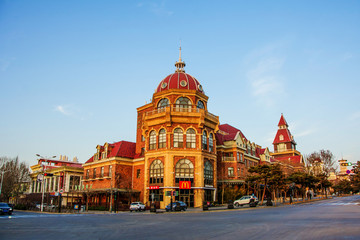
149 186 160 190
179 181 191 189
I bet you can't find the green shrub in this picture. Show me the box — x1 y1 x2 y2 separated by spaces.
88 206 107 211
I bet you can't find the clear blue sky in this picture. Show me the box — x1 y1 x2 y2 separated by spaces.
1 0 359 168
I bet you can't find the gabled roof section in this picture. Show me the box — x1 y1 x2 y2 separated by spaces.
109 141 136 158
278 114 288 127
85 156 94 164
218 124 247 141
273 128 296 144
85 141 136 164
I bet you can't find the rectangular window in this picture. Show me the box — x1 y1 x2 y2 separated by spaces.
137 169 141 179
93 168 97 179
55 177 59 191
109 166 112 177
141 148 145 156
101 167 104 177
86 169 89 179
228 167 234 177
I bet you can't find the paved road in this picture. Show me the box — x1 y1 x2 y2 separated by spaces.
1 195 359 240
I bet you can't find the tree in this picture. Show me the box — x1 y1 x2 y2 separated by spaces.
317 173 332 198
267 164 286 205
305 150 336 177
350 161 360 192
0 156 30 202
333 179 353 194
287 172 319 201
247 165 272 205
247 164 286 205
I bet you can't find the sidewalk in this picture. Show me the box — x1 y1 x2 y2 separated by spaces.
17 196 336 215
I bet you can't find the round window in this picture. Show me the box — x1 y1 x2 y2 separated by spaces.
198 85 203 91
161 82 167 89
180 80 187 87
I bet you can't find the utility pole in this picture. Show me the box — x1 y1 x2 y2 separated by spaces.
36 154 56 212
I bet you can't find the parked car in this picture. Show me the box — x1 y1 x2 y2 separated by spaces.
129 202 146 212
233 195 259 207
0 202 12 215
165 201 187 212
35 203 56 210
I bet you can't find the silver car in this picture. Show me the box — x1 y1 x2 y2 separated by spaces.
129 202 146 212
233 195 259 207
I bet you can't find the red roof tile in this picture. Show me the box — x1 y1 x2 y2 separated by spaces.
273 155 302 164
155 72 204 93
278 114 288 127
273 128 296 144
218 124 247 141
85 141 136 164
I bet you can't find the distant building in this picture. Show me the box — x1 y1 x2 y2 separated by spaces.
28 156 83 207
270 114 305 175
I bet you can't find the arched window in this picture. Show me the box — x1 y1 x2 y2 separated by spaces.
174 128 183 148
202 131 208 150
175 97 191 112
157 98 169 110
197 100 205 109
149 159 164 184
158 129 166 148
186 128 196 148
279 134 284 141
175 159 194 183
209 133 214 152
204 161 213 185
149 130 156 150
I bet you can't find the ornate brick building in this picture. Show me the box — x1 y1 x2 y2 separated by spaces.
81 52 303 210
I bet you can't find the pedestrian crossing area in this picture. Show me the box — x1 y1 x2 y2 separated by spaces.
316 202 359 206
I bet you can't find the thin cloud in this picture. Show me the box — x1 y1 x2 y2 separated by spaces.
349 111 360 121
55 105 71 116
136 1 173 16
246 56 285 106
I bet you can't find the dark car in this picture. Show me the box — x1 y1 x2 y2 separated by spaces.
0 202 13 215
165 201 187 212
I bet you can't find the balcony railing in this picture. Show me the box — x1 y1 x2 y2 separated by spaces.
144 105 218 120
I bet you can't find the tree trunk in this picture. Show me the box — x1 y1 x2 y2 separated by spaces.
261 181 267 205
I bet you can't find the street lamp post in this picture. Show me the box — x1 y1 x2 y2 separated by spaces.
36 154 56 212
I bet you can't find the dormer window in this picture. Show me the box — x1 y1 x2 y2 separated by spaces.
279 135 284 141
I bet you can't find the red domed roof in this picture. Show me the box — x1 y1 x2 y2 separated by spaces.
155 72 204 93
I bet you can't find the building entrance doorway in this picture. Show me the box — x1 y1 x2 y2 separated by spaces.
176 189 194 207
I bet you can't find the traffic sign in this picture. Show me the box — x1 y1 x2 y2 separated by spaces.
37 174 44 182
59 189 64 194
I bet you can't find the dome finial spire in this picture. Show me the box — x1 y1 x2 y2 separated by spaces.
175 41 186 72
